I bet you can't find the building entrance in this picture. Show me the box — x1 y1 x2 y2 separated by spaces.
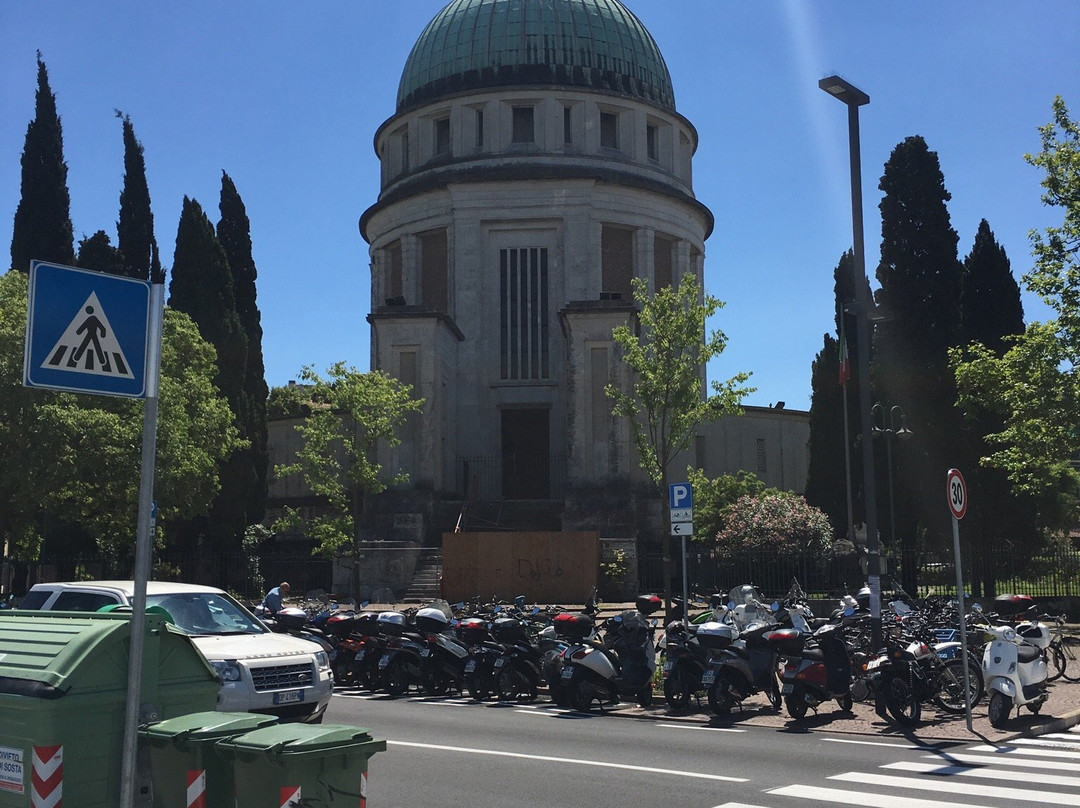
501 408 550 499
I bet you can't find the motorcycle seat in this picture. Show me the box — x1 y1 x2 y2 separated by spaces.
1017 643 1040 664
801 647 825 662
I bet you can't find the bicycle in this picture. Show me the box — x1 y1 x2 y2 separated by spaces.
1042 614 1080 683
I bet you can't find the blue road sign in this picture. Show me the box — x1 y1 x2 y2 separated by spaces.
24 261 151 398
669 482 693 510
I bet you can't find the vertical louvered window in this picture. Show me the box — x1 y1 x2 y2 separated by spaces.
500 247 549 380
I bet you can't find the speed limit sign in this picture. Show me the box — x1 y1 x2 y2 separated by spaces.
947 468 967 520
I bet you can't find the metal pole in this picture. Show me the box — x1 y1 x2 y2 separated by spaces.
886 432 896 545
841 383 855 544
951 512 973 732
119 283 164 808
681 534 689 626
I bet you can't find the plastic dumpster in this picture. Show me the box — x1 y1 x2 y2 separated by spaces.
140 711 278 808
0 611 220 807
217 723 386 808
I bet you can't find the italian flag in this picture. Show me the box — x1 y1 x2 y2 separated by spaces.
838 326 851 386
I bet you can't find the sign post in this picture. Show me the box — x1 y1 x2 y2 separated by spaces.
24 261 162 808
669 483 693 622
946 468 973 733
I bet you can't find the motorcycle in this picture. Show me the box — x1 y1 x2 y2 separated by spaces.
374 610 432 696
660 617 708 710
558 594 662 712
414 604 470 696
489 615 544 702
978 596 1050 728
774 618 854 720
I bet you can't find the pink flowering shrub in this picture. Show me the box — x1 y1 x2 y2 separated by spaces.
714 491 834 558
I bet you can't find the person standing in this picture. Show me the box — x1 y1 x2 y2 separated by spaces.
263 581 290 614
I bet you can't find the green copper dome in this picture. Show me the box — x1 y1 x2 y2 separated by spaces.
397 0 675 112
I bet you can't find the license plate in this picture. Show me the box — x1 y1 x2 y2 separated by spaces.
663 660 673 672
782 683 794 695
494 657 506 668
701 670 716 686
379 653 392 669
465 659 477 673
355 650 366 661
420 648 431 657
560 666 574 679
274 689 304 705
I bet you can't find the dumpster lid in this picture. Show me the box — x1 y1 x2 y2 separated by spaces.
140 711 278 744
216 723 380 756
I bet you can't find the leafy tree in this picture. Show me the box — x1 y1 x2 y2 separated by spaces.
0 269 241 568
76 231 125 275
273 364 424 584
606 274 752 607
685 467 766 545
267 384 312 419
217 172 269 528
10 53 74 272
873 136 964 592
116 113 162 283
953 97 1080 530
168 197 251 574
714 491 834 559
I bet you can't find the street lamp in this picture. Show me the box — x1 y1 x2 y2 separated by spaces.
872 403 912 547
819 75 883 649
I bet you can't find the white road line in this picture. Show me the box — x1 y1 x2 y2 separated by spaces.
768 783 999 808
927 751 1076 771
387 740 748 782
514 709 561 717
823 737 945 750
967 743 1080 759
710 803 771 808
884 760 1080 789
656 723 746 733
831 771 1080 806
1008 736 1080 750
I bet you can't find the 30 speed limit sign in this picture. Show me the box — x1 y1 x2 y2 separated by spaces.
947 468 967 520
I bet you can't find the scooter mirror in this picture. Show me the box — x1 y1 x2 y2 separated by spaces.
531 606 540 614
843 606 855 617
971 603 983 613
727 601 736 611
771 601 780 612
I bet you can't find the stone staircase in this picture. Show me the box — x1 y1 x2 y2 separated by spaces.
403 547 442 602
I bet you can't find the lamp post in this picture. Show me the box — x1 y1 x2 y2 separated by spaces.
872 403 912 546
819 75 883 649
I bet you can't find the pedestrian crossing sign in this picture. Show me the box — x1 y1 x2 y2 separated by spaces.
24 261 151 398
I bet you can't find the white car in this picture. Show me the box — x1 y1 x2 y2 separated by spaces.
19 580 333 723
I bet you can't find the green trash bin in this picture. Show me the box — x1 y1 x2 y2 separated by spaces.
217 724 386 808
140 711 278 808
0 611 220 807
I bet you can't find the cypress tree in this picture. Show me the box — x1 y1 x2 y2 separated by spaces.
217 172 269 527
76 231 124 275
116 113 162 282
10 53 74 272
873 136 964 593
169 197 250 580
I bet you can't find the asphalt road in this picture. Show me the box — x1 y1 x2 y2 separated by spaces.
323 688 1080 808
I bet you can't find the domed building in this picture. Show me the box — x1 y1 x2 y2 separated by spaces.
353 0 808 589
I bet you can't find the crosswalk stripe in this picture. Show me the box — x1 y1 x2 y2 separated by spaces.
710 803 770 808
1008 736 1080 750
824 737 944 750
927 752 1076 771
768 783 1000 808
967 743 1080 759
831 770 1080 806
884 760 1080 789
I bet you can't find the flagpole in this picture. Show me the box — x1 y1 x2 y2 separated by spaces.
840 324 855 545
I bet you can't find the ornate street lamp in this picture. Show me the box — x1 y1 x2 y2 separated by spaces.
872 403 913 548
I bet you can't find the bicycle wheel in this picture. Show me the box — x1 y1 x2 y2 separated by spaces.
1049 641 1066 682
1062 636 1080 683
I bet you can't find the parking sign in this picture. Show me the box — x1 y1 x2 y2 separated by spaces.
669 482 692 511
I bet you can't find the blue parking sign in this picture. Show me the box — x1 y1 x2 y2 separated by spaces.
669 482 692 510
24 261 151 398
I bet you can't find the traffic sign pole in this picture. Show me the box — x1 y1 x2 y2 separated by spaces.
946 468 973 734
669 483 693 622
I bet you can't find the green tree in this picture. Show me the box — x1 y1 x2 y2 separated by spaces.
0 269 242 568
685 468 766 545
714 491 834 559
10 53 74 272
273 363 424 585
873 136 964 592
116 113 162 283
953 97 1080 530
168 197 251 575
606 274 752 607
75 231 125 275
217 172 269 528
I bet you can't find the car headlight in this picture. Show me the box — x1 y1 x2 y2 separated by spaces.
315 651 329 669
210 660 242 682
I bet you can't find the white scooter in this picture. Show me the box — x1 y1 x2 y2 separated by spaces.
978 602 1050 728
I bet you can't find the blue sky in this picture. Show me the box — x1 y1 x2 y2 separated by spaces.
3 1 1078 410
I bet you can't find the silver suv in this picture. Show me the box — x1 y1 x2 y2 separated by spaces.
20 580 334 723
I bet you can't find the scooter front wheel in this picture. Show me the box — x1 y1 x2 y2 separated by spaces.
784 691 808 720
884 676 921 726
988 690 1012 728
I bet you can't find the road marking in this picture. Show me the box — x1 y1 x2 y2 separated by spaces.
831 770 1080 806
711 803 770 808
656 723 746 733
823 737 944 750
884 760 1080 789
927 752 1074 771
1007 736 1080 750
769 783 1004 808
967 743 1080 759
387 741 748 782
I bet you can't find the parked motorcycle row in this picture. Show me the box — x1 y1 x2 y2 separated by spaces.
252 583 1070 730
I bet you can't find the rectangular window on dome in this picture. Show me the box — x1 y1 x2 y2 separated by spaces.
512 106 535 144
601 225 633 300
400 129 410 172
420 229 448 312
600 112 618 150
386 241 403 301
564 106 573 145
434 117 450 156
500 247 549 380
647 123 659 161
654 234 673 290
475 109 484 150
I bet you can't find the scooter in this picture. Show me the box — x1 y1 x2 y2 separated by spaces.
702 620 782 715
978 598 1050 728
774 618 854 720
